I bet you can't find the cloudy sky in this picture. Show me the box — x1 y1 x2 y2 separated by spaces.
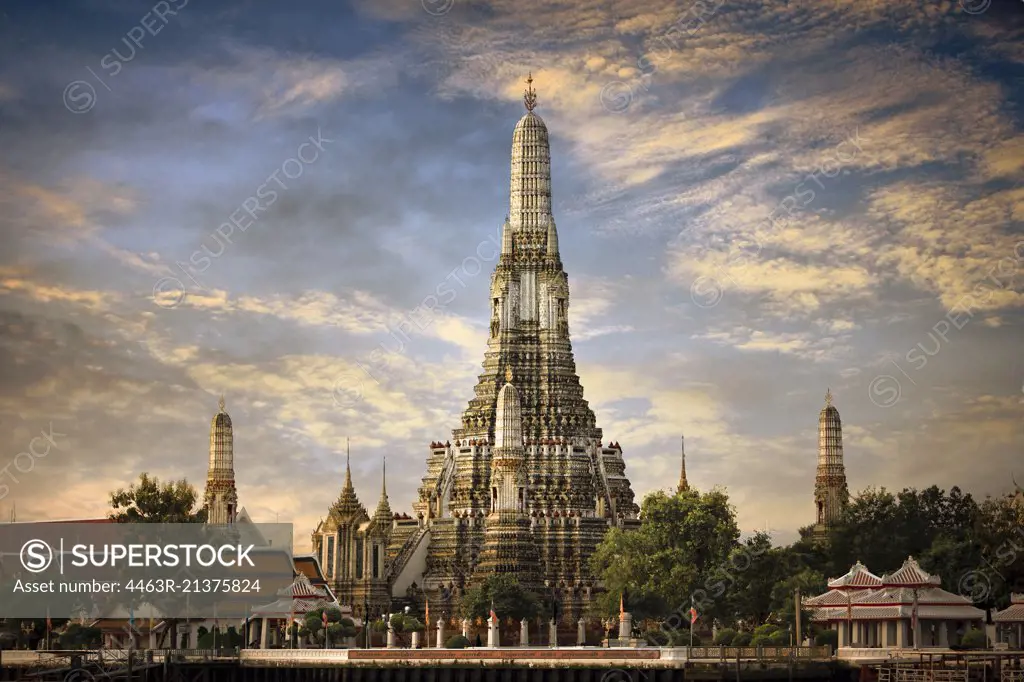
0 0 1021 552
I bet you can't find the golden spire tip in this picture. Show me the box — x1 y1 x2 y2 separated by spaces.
523 72 537 112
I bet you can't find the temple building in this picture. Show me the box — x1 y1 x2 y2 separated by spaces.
312 75 640 621
994 594 1024 647
311 441 395 616
203 395 238 525
813 389 849 537
803 557 984 648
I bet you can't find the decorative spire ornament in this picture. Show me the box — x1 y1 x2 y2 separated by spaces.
505 366 514 383
523 72 537 112
218 394 226 412
825 388 833 407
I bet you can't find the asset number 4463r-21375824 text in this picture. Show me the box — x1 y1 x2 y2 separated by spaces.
125 578 262 593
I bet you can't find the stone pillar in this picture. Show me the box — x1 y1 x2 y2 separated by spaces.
895 621 905 648
437 618 446 649
487 616 499 648
462 619 470 638
881 621 889 648
386 628 396 649
577 618 586 646
619 612 633 640
913 619 921 649
939 622 948 647
412 632 421 649
520 619 529 646
837 622 847 647
549 620 558 648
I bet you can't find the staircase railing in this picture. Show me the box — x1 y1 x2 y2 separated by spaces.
384 525 428 583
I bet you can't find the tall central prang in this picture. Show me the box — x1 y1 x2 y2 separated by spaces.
407 75 640 617
312 76 641 623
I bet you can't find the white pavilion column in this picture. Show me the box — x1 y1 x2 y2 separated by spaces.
487 616 499 648
577 618 586 646
939 622 948 647
437 618 446 649
896 621 905 648
259 619 269 649
619 612 633 639
837 622 847 647
913 619 922 648
520 618 529 646
881 621 890 648
462 619 470 638
549 620 558 647
412 632 421 649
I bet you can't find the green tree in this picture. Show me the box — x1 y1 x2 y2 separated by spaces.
590 488 740 624
57 624 102 650
825 486 980 580
301 607 353 646
108 473 207 523
960 628 987 649
714 627 737 645
446 634 470 648
107 473 208 649
721 532 779 625
460 574 541 622
768 567 826 637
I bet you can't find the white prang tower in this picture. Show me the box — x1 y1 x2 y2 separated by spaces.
813 389 848 538
204 395 238 524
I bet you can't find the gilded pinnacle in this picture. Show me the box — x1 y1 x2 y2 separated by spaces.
505 366 513 383
523 72 537 112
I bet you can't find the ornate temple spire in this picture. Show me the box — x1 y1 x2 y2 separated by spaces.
336 437 364 518
677 435 689 493
546 216 559 258
509 74 551 239
343 437 353 491
204 395 237 524
373 457 392 521
495 367 524 451
502 217 513 256
814 389 849 536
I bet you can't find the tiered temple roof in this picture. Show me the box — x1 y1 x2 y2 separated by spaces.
806 557 985 622
994 594 1024 623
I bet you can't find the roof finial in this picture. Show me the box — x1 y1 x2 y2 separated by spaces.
825 388 833 407
505 366 514 383
523 72 537 112
677 434 689 493
218 394 225 412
